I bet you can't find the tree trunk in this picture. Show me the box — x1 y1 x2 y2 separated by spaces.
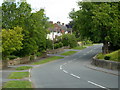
102 41 109 54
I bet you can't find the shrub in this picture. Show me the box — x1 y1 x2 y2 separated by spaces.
7 55 18 60
61 34 77 48
46 39 53 49
36 52 42 57
104 56 111 60
30 55 35 61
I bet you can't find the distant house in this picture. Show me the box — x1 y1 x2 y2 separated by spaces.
47 21 69 40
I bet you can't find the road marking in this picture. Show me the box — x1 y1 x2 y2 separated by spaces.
60 65 62 70
84 54 87 55
88 81 108 89
63 70 68 73
29 69 32 82
70 74 80 79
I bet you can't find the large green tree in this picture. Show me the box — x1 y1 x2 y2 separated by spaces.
2 1 50 57
70 2 119 54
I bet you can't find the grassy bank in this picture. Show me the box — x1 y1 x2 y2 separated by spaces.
60 51 78 56
3 80 32 88
97 49 120 62
31 56 64 65
8 72 29 79
16 66 32 70
72 46 86 50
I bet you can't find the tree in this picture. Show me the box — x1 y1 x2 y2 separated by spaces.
69 2 119 54
2 26 23 59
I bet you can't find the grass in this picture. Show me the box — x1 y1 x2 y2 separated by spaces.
31 56 64 65
60 51 78 56
97 49 120 62
84 44 93 46
16 66 32 70
3 80 32 88
72 46 86 50
8 72 29 79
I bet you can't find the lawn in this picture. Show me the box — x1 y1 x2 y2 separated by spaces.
16 66 32 70
8 72 29 79
97 49 120 62
31 56 64 65
72 46 86 50
3 80 32 88
60 51 78 56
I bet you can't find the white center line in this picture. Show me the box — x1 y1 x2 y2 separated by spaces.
70 74 80 79
63 70 68 73
60 65 62 70
88 81 108 89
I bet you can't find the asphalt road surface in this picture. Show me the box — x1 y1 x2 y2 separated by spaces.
31 44 119 89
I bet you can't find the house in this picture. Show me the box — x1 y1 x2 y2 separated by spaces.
47 21 69 40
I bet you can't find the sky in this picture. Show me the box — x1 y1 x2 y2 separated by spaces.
0 0 80 24
27 0 80 24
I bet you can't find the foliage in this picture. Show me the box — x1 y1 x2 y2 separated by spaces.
31 56 64 65
61 34 77 48
69 2 119 54
104 56 110 60
54 42 63 49
36 52 42 57
3 80 32 88
97 49 120 62
7 55 19 60
2 1 50 57
8 72 29 79
2 26 23 58
60 51 78 56
16 66 32 70
46 39 53 49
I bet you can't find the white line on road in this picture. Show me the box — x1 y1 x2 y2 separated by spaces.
29 69 32 82
70 74 80 79
63 70 68 73
88 81 108 89
60 65 62 70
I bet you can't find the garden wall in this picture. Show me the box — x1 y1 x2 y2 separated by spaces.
91 55 120 70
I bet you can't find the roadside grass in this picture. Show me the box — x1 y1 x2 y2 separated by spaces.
84 44 93 46
3 80 32 88
72 46 86 50
60 51 78 56
8 72 29 79
16 66 32 70
31 56 64 65
97 49 120 62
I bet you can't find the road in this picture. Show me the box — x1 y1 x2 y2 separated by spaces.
31 45 119 89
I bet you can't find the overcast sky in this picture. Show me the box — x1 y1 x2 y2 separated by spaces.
0 0 80 24
27 0 80 24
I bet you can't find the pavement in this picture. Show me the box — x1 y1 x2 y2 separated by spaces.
0 44 119 89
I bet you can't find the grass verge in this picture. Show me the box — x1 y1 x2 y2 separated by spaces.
16 66 32 70
8 72 29 79
97 49 120 62
60 51 78 56
72 46 86 50
3 80 32 88
31 56 64 65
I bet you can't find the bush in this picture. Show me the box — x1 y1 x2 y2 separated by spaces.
54 42 63 49
61 34 77 48
30 55 35 61
36 52 42 57
46 39 53 49
7 55 19 60
104 56 111 60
